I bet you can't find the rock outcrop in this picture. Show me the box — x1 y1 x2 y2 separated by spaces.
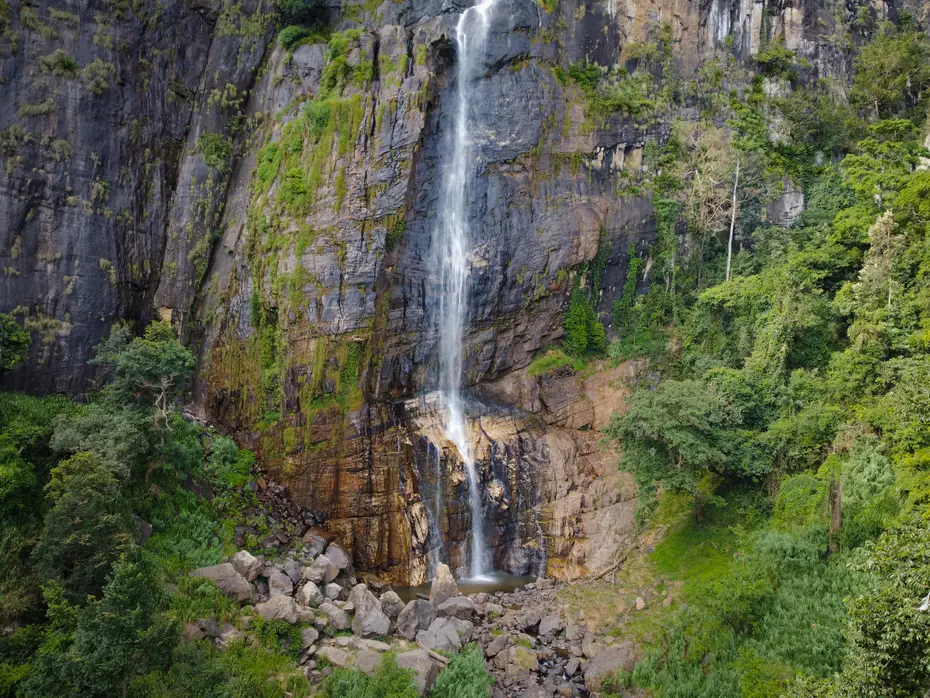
1 0 912 582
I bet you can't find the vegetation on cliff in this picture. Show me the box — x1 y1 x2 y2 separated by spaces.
595 16 930 698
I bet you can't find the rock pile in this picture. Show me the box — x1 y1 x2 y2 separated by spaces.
190 552 638 697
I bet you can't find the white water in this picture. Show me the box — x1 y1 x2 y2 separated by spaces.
436 0 496 580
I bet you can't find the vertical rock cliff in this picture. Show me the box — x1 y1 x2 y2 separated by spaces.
0 0 914 582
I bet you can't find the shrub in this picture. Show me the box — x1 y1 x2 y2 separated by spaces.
279 24 311 49
430 645 494 698
39 49 78 77
317 653 418 698
83 59 115 95
197 133 231 172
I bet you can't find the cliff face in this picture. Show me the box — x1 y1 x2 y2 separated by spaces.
0 0 909 581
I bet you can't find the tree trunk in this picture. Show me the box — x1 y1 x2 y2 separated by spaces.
726 157 740 282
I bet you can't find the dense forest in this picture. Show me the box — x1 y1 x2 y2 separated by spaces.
1 0 930 696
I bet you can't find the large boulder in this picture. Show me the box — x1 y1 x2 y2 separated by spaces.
379 590 404 619
317 646 354 668
355 649 382 675
583 643 636 692
318 602 350 631
416 617 462 652
325 542 351 571
283 558 303 585
324 582 344 600
255 595 299 624
265 567 294 596
538 614 561 636
437 596 477 620
302 527 334 558
296 581 323 607
396 599 436 641
302 555 338 585
395 649 439 695
231 551 263 582
300 627 319 649
190 563 253 603
428 564 458 607
348 584 391 637
495 646 539 673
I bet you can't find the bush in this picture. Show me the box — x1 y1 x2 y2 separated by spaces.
197 133 231 172
318 653 418 698
279 25 311 49
430 645 493 698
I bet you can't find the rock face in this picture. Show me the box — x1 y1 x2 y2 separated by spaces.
0 0 908 582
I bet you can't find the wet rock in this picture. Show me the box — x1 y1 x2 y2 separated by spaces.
319 602 351 631
255 596 299 624
349 584 391 637
380 590 404 619
429 564 458 607
395 649 439 696
583 644 636 692
396 599 437 641
231 551 263 582
190 563 253 603
437 596 477 620
297 581 323 607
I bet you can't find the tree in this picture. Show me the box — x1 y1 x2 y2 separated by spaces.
851 21 930 119
563 288 605 356
31 452 135 603
0 314 29 374
22 556 178 698
606 379 742 516
90 322 195 430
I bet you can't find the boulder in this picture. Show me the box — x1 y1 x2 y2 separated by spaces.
484 603 503 618
349 584 391 637
302 555 338 585
538 614 561 636
265 567 294 597
437 596 477 620
429 564 458 607
396 599 437 641
583 643 636 692
324 582 344 600
395 649 439 696
495 646 539 673
318 602 350 631
518 608 543 632
255 595 299 624
448 617 474 643
296 581 323 607
284 558 303 585
325 542 351 570
302 527 334 558
565 656 580 676
355 649 382 675
300 627 319 649
317 646 354 668
182 622 204 642
231 551 263 582
416 617 462 653
362 638 391 652
215 623 246 648
379 590 404 619
485 633 509 657
190 563 253 603
635 596 646 611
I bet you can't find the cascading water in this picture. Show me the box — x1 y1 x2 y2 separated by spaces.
435 0 497 580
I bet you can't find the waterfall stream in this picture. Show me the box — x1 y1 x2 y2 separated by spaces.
436 0 496 580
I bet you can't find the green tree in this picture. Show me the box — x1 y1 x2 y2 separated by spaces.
0 314 29 374
606 379 754 516
22 556 178 698
91 322 195 428
31 452 135 603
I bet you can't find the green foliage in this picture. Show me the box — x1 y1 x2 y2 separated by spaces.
39 48 78 77
83 58 115 94
526 348 584 376
851 21 930 119
31 452 135 603
563 288 605 356
197 133 232 172
0 313 28 373
274 0 326 26
430 645 494 698
318 653 419 698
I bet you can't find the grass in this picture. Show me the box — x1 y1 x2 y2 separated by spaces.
526 349 585 376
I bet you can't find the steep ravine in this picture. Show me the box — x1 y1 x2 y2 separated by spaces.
1 0 906 583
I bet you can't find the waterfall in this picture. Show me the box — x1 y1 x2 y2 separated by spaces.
436 0 496 580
